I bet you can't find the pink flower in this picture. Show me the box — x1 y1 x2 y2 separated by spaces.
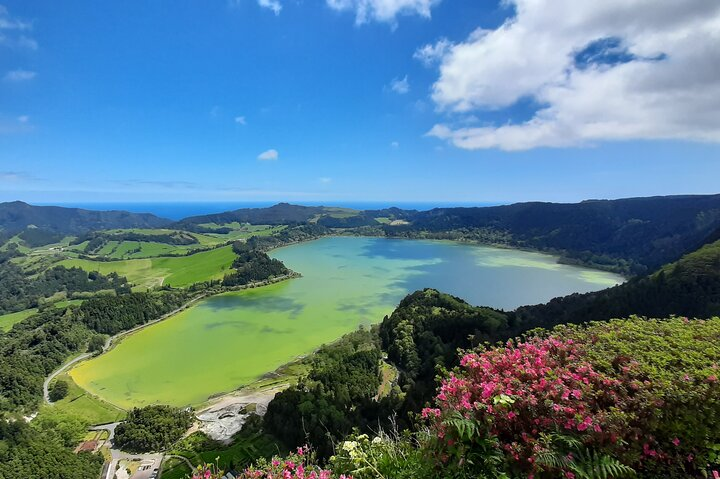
672 438 680 447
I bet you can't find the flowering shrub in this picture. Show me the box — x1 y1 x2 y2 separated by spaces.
330 432 433 479
424 336 633 477
424 317 720 478
239 447 352 479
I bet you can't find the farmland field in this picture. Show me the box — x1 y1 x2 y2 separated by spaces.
0 309 37 332
59 245 236 289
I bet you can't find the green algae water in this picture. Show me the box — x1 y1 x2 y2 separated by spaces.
70 237 623 408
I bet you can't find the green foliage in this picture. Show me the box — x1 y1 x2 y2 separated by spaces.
48 380 69 402
221 243 290 286
0 307 92 412
77 290 192 335
535 434 636 479
378 289 509 423
0 415 104 479
515 239 720 328
0 290 193 413
113 405 194 453
0 262 129 315
553 317 720 477
385 195 720 274
0 200 170 236
17 227 65 248
263 329 388 459
330 431 436 479
87 333 106 353
168 427 278 473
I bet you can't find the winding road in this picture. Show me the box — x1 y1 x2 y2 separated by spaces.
42 293 207 405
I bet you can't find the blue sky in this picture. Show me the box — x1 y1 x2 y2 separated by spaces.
0 0 718 204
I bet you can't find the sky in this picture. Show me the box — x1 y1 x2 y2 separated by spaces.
0 0 719 205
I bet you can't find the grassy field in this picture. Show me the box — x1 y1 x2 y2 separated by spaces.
0 300 86 332
0 308 37 331
42 372 126 425
160 457 192 479
163 431 280 478
58 245 236 289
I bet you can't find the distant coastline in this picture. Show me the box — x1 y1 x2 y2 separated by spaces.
38 201 505 221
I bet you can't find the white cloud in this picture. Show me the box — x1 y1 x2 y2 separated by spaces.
389 75 409 94
426 0 720 151
17 115 29 123
258 0 282 15
0 6 36 50
413 38 451 66
234 116 246 125
318 177 332 184
4 69 35 81
258 149 279 161
326 0 440 24
390 141 399 148
0 6 30 31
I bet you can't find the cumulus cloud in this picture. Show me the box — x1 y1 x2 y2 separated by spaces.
258 149 279 161
426 0 720 151
235 116 246 125
4 69 35 81
389 75 409 94
326 0 440 24
258 0 282 15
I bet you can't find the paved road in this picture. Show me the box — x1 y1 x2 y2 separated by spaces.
91 423 163 479
43 352 92 403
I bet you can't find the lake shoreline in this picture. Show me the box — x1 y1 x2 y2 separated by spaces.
66 236 624 410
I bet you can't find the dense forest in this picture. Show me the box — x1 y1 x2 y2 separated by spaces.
113 405 194 453
0 201 170 235
0 261 129 315
264 329 388 458
0 419 104 479
16 227 66 248
382 195 720 274
76 290 192 335
513 237 720 329
221 242 290 287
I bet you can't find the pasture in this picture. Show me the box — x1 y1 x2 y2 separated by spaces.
59 245 236 289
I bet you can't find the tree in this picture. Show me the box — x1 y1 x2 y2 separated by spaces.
49 380 69 402
87 334 106 354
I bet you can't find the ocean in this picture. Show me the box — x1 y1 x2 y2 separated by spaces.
42 201 504 221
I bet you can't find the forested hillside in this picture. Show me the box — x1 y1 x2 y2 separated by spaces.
176 194 720 274
514 237 720 329
0 262 129 315
386 194 720 274
0 201 170 235
177 203 337 226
